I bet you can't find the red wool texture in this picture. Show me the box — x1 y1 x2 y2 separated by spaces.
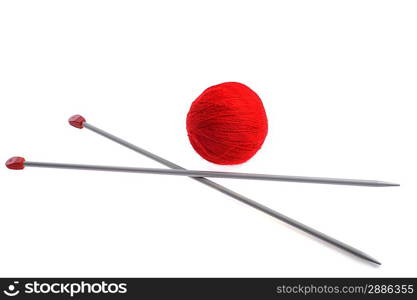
186 82 268 165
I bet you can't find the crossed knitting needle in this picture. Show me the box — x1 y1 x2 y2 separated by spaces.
6 114 400 264
7 160 398 187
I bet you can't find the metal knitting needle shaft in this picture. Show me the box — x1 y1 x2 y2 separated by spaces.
20 161 398 187
70 115 380 265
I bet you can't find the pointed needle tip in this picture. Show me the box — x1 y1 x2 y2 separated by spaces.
372 259 382 266
381 182 400 187
366 256 381 266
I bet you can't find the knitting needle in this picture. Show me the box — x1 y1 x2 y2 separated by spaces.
68 114 381 265
6 158 399 187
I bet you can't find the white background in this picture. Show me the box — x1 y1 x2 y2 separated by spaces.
1 1 416 277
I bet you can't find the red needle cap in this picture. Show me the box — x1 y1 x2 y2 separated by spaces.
6 157 25 170
68 114 86 129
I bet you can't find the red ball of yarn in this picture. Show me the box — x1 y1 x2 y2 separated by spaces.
186 82 268 165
